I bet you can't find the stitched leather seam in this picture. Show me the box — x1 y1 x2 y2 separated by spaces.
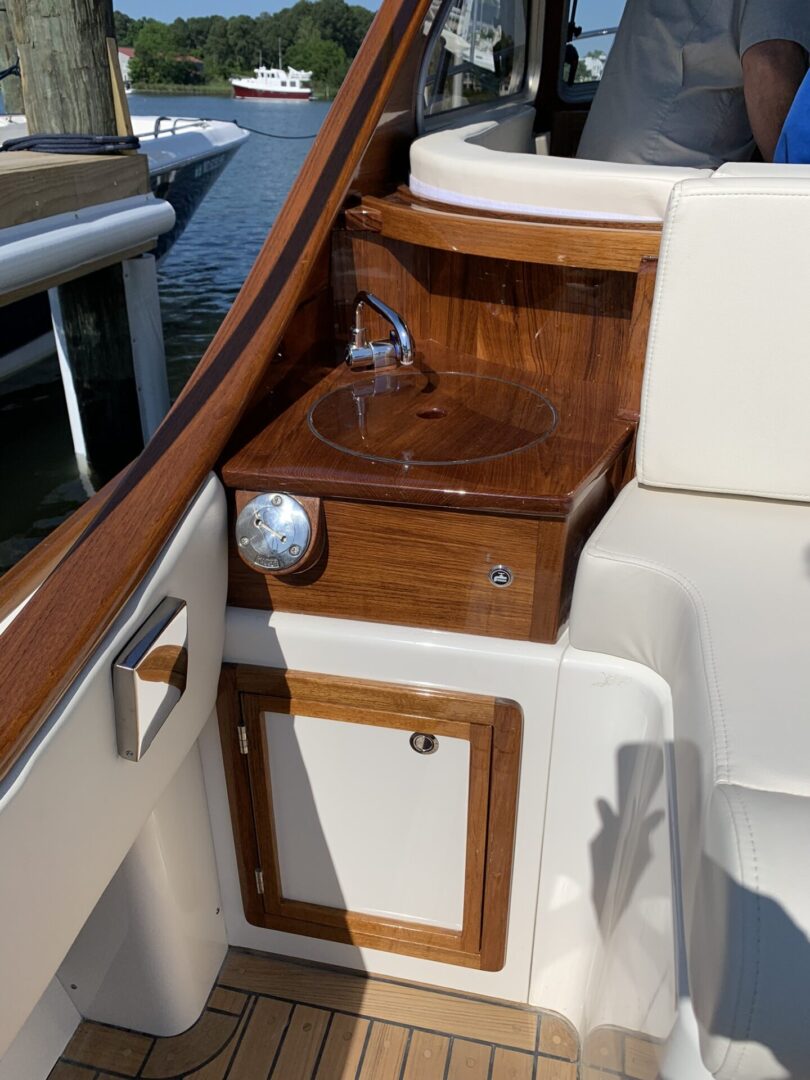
724 786 761 1079
632 477 810 501
585 544 731 784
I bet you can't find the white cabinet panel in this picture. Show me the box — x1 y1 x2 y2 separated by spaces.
265 712 469 929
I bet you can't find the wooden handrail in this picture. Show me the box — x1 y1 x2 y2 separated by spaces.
0 0 433 783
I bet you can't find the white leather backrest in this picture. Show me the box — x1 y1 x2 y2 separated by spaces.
638 168 810 501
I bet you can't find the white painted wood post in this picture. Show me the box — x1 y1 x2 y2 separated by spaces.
49 252 170 476
48 286 88 465
122 254 170 441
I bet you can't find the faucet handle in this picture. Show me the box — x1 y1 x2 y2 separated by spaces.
347 291 414 372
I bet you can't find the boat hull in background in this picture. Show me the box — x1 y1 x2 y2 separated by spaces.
0 116 248 382
232 85 311 100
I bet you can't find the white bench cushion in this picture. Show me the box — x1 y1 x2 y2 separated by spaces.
571 480 810 1079
410 121 711 222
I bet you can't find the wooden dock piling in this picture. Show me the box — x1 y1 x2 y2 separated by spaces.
4 0 147 482
0 6 22 115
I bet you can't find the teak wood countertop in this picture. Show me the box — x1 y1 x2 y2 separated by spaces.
222 343 634 517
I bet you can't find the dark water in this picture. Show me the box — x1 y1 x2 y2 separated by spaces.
0 95 329 573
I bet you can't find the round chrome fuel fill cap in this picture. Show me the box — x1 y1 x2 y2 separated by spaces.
236 492 312 573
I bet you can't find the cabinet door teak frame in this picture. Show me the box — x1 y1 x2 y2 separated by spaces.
217 665 522 970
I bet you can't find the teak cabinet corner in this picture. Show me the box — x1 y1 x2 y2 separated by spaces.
217 665 522 970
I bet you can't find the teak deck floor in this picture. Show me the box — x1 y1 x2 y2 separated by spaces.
50 949 658 1080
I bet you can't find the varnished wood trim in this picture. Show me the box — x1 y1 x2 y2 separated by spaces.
258 698 474 740
618 257 658 419
479 701 522 971
241 689 489 956
135 644 188 691
232 665 499 725
220 949 541 1050
344 204 384 232
461 722 492 955
363 194 661 272
216 668 265 925
0 0 435 784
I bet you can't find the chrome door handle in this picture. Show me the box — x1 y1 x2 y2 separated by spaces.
113 597 188 762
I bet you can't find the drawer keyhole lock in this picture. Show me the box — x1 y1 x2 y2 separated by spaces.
410 732 438 755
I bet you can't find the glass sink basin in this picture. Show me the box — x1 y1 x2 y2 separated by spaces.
307 370 557 466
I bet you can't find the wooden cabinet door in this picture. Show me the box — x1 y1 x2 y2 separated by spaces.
217 666 521 970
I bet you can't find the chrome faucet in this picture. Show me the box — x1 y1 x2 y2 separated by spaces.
346 291 414 372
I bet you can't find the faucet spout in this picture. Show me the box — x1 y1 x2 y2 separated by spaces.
346 291 414 371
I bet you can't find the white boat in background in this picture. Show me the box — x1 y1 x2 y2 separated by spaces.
0 114 248 381
0 113 248 261
230 65 312 100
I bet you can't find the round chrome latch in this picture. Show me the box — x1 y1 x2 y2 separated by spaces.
410 732 438 755
235 492 312 573
489 565 513 588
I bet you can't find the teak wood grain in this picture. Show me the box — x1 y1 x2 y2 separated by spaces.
222 347 634 517
135 644 188 691
363 192 661 272
227 495 609 642
219 951 540 1051
0 0 436 784
332 230 642 391
222 343 632 642
217 665 521 969
619 257 658 420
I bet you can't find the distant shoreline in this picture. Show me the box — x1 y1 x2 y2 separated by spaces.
131 84 232 96
130 84 331 100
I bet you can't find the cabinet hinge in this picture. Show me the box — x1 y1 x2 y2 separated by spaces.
254 868 265 895
237 724 249 755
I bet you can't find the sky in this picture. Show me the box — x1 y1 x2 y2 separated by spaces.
117 0 624 28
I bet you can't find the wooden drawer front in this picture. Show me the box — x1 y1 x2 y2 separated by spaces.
228 496 555 641
217 666 522 970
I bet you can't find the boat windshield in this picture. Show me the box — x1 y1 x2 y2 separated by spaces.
422 0 528 117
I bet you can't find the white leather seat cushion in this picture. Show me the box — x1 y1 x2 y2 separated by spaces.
572 480 810 798
691 784 810 1080
571 480 810 1078
410 122 711 222
638 172 810 501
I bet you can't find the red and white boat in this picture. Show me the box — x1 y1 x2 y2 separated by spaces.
230 65 313 101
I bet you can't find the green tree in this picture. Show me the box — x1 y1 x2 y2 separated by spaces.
203 16 230 79
287 17 348 95
114 1 372 93
226 14 260 73
130 20 199 84
114 10 134 44
185 17 216 56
